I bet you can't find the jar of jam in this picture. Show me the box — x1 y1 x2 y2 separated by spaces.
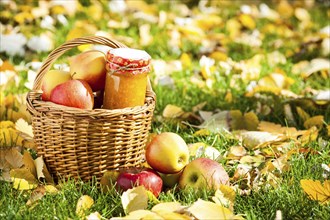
103 48 151 109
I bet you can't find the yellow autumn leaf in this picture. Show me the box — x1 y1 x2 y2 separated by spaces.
151 202 184 217
300 179 330 205
121 186 149 214
239 14 256 30
209 51 228 62
212 185 236 209
12 178 38 190
0 121 15 129
299 126 319 145
76 195 94 218
226 146 247 160
100 170 122 192
15 118 33 138
180 53 192 69
10 168 38 190
327 125 330 137
303 115 324 129
224 91 233 103
86 212 102 220
110 210 162 220
193 129 211 137
187 199 243 220
162 104 185 119
296 107 310 122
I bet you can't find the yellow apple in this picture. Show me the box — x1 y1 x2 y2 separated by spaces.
69 50 107 91
41 69 71 101
145 132 190 174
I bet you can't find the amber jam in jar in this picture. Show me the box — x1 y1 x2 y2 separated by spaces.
103 48 151 109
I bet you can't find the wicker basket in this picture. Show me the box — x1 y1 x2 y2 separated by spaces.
26 36 156 182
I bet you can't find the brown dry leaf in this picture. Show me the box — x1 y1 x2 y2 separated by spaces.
4 148 23 168
22 151 37 178
187 199 243 220
26 185 58 206
76 195 94 218
121 186 149 214
300 179 330 205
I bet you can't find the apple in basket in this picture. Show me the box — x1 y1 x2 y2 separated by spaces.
69 50 107 91
145 132 190 174
41 69 72 101
179 157 230 190
49 79 94 110
116 167 163 197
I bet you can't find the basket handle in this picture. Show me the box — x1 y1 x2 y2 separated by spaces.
32 36 127 90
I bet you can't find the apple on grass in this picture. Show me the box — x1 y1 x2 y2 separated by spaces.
116 168 163 197
179 158 229 190
41 69 72 101
49 79 94 110
158 170 182 188
69 50 107 91
145 132 190 174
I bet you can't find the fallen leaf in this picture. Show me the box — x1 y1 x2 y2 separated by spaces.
4 148 23 168
300 179 330 205
34 156 54 184
15 118 33 138
163 104 185 119
239 14 256 30
230 110 259 131
22 151 37 178
240 131 281 149
10 168 38 190
110 210 162 220
100 170 121 192
303 115 324 129
187 199 242 220
151 201 183 213
121 186 149 214
76 195 94 218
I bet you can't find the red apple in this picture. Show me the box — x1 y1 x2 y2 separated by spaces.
49 79 94 109
145 132 190 174
179 158 229 190
69 50 107 91
116 168 163 197
41 69 72 101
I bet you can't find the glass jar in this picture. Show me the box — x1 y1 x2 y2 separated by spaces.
103 48 151 109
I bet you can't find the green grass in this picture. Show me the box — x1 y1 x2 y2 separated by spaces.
1 0 330 219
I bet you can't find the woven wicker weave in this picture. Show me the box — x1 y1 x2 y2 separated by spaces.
26 36 156 182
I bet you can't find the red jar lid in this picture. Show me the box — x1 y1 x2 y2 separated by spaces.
106 48 151 74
